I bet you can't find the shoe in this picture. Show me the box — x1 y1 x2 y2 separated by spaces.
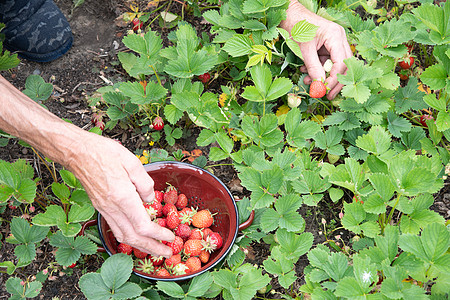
0 0 73 62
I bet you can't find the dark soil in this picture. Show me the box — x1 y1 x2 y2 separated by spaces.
1 0 449 299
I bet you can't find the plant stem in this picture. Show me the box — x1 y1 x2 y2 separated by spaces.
386 193 402 226
31 148 58 183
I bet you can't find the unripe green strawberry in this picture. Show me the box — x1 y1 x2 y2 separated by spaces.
309 80 327 98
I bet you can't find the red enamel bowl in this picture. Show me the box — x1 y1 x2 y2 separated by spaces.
86 161 253 281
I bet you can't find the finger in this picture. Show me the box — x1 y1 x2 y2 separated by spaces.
327 82 345 100
303 75 312 85
300 65 308 73
122 154 155 203
300 42 326 81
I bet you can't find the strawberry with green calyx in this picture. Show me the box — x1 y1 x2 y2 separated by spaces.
136 258 155 274
179 207 196 225
185 257 202 273
419 114 434 127
163 186 178 205
68 263 77 269
144 201 162 219
133 248 148 259
172 262 190 276
398 69 410 81
189 228 203 240
309 80 327 98
149 255 164 267
167 235 184 254
192 209 215 228
183 239 203 257
202 232 223 253
152 116 164 131
398 55 414 69
162 203 177 216
132 18 144 32
166 210 181 229
164 253 181 268
117 243 133 255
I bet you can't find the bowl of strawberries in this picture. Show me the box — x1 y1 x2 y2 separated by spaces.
95 161 253 281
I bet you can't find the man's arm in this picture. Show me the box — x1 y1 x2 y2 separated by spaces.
0 75 175 257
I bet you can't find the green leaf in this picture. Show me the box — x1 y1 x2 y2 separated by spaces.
22 74 53 101
101 254 134 290
355 126 391 156
79 272 111 300
353 255 378 291
0 51 20 71
374 225 399 262
32 205 66 226
187 272 214 297
335 277 366 298
261 194 304 232
435 110 450 132
6 277 42 298
421 64 448 90
11 217 49 244
156 281 185 298
387 111 411 138
290 20 318 43
398 223 450 263
222 34 254 57
50 231 97 266
276 229 313 260
111 282 142 299
242 114 284 148
413 1 450 44
68 204 95 223
52 182 70 201
368 173 395 201
15 243 36 263
60 170 82 189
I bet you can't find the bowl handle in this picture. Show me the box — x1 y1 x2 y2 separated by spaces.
80 219 106 253
238 210 255 231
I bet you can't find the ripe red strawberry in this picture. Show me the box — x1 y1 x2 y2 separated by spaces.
149 255 164 267
136 258 154 274
155 218 167 228
154 190 164 202
144 201 162 218
132 18 143 32
399 71 409 81
309 80 327 98
117 243 133 255
168 236 184 254
164 189 178 205
189 229 203 240
162 203 177 216
175 223 191 240
198 72 211 84
199 250 210 264
183 239 203 257
152 116 164 131
166 211 181 229
192 209 214 228
164 253 181 268
176 193 188 209
179 207 195 225
420 114 434 127
202 228 213 238
172 262 190 275
155 267 171 277
185 257 202 273
399 56 414 69
133 248 148 259
208 232 223 250
68 263 77 268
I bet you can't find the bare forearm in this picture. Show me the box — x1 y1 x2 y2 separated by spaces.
0 75 86 167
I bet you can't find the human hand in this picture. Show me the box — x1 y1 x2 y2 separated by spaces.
67 132 175 258
280 1 352 100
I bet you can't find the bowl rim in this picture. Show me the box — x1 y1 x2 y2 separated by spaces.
97 160 239 281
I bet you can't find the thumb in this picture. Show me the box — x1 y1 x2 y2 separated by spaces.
300 42 326 82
